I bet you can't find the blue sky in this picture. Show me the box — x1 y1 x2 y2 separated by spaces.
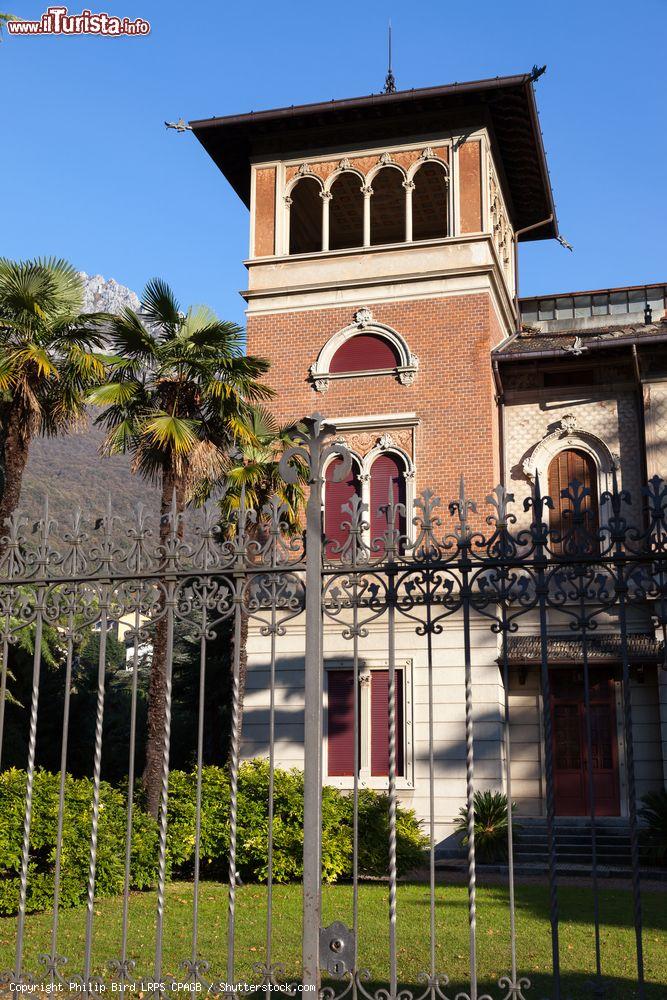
1 0 665 325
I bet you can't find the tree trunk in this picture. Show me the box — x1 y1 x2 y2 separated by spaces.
234 608 249 748
229 523 264 762
142 469 186 818
0 406 31 551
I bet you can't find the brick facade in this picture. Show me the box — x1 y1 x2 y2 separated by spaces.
246 293 503 506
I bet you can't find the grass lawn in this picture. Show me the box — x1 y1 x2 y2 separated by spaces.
0 881 665 999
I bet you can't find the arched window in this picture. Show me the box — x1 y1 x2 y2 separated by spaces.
412 162 449 240
329 172 364 251
309 313 419 391
369 453 407 550
325 456 361 559
288 177 323 254
548 448 599 552
330 333 400 374
370 167 405 246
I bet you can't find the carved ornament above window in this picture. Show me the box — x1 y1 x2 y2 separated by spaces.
309 309 419 392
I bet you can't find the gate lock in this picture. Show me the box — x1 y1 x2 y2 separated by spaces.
319 921 355 977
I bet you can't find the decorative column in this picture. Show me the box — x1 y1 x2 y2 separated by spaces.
321 189 331 252
362 184 373 247
359 472 371 548
283 195 292 255
403 179 414 242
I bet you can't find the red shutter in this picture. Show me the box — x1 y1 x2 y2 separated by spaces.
370 669 404 777
370 454 406 551
325 458 360 559
330 334 399 374
327 670 355 776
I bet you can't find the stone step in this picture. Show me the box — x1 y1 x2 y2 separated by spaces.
435 858 667 881
515 851 633 864
516 838 640 849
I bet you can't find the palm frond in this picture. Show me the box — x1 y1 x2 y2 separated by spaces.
100 418 138 456
87 381 140 406
141 278 181 333
109 308 157 358
143 413 199 454
185 318 245 354
33 257 84 317
186 440 227 486
13 343 58 378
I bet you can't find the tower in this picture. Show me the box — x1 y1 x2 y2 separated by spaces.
191 74 558 843
191 74 557 520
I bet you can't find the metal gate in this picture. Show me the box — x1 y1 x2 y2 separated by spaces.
0 414 665 998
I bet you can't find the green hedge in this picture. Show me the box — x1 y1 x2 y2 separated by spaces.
165 761 428 883
0 761 428 915
0 769 159 915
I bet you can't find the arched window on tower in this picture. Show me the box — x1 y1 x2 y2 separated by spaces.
412 161 449 240
330 333 400 375
288 177 323 254
548 448 599 553
329 172 364 251
369 452 407 552
324 455 361 559
370 167 406 246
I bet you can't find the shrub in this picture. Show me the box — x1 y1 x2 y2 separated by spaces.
166 761 427 883
0 761 428 914
0 768 159 915
639 789 667 865
455 789 518 864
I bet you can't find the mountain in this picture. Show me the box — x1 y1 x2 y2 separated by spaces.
80 271 141 314
18 274 161 544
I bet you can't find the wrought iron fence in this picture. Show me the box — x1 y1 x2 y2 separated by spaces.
0 414 666 999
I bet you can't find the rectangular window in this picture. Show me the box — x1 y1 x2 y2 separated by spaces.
327 669 356 776
370 669 404 776
325 663 411 783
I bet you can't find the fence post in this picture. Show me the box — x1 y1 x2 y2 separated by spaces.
281 415 351 989
302 430 324 990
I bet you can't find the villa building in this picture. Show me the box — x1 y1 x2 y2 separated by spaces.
191 74 667 847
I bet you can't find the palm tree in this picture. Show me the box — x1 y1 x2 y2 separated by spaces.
0 13 21 37
197 407 307 739
89 278 273 816
210 407 306 532
0 258 107 535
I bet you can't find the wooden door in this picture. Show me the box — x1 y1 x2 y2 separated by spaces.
550 667 620 816
548 448 599 553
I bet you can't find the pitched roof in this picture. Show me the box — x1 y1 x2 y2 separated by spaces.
493 319 667 358
190 73 557 241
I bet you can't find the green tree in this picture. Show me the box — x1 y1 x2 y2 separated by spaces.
89 278 272 816
196 407 307 740
0 13 21 38
0 258 107 535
